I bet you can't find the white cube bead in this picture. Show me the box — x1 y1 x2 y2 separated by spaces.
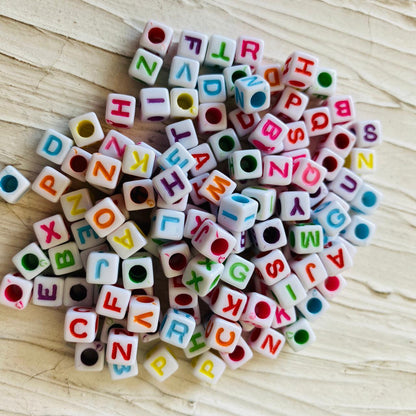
105 93 135 128
272 86 309 122
32 275 64 307
36 129 73 165
96 284 131 319
139 20 173 57
240 292 277 328
143 344 179 382
296 288 330 322
259 155 292 186
192 351 226 385
272 304 297 329
318 241 353 275
170 88 199 119
184 324 210 359
107 220 147 259
198 169 236 205
248 327 285 359
209 284 247 321
33 214 70 250
291 158 327 194
86 252 119 285
158 241 191 278
283 121 310 151
48 242 83 276
251 249 290 286
106 328 138 365
153 165 192 205
235 36 264 68
345 148 376 175
223 65 251 97
61 146 92 182
207 128 241 162
307 67 337 98
284 318 316 351
74 342 105 372
64 307 98 343
278 191 311 222
68 112 104 147
351 120 382 147
0 165 30 204
282 51 319 89
228 108 261 137
303 106 332 137
257 63 284 94
71 219 105 250
205 315 242 353
235 75 270 114
168 276 199 309
108 361 139 380
139 87 170 121
328 168 363 202
127 294 160 333
198 74 227 103
32 166 71 203
220 337 253 370
271 273 307 309
312 200 351 237
168 55 200 88
204 34 236 68
122 144 155 179
122 179 155 211
250 217 287 252
316 274 347 299
183 208 216 239
159 308 196 348
99 130 134 160
221 253 255 290
158 142 196 173
241 186 276 221
229 149 263 181
289 253 328 290
0 273 33 310
165 119 199 149
149 208 185 241
128 48 163 85
326 95 355 125
122 253 154 290
288 224 324 254
189 143 217 176
85 153 122 190
197 103 227 133
321 125 356 158
12 242 50 280
341 215 376 246
313 148 344 181
350 182 382 215
60 188 93 222
177 30 209 63
63 277 94 307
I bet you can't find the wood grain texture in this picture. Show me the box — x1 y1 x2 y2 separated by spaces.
0 1 415 415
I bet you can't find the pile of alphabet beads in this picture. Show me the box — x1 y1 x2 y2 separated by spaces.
0 19 383 384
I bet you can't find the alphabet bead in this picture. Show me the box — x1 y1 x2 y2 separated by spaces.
153 165 192 205
184 324 210 359
205 314 242 353
229 149 263 180
105 93 136 128
309 183 329 208
106 328 138 365
289 253 328 290
198 74 227 103
278 191 311 222
221 253 255 290
326 95 355 125
192 351 226 384
328 168 363 201
316 274 346 299
220 337 253 369
165 119 199 149
223 65 251 97
189 143 217 176
32 275 64 307
350 120 382 147
86 252 119 285
313 148 344 181
240 292 277 328
209 284 247 321
344 148 376 175
168 56 200 88
86 153 122 190
96 284 131 319
149 209 185 241
183 208 216 240
250 217 287 252
121 253 154 290
127 295 160 333
270 273 307 308
341 215 376 246
159 308 196 348
282 51 319 89
350 182 382 215
60 188 94 222
139 87 170 121
251 249 290 286
271 304 296 329
197 103 227 133
99 130 134 160
241 186 277 221
311 200 351 237
158 241 191 278
259 155 292 187
198 169 236 205
256 63 284 94
32 166 71 203
122 179 155 211
288 224 324 254
108 361 139 380
291 158 327 194
107 220 147 259
283 121 310 151
188 173 209 205
303 106 332 137
296 288 329 322
318 241 353 275
48 241 83 276
12 242 50 280
0 165 30 204
64 306 98 343
68 112 104 147
207 128 241 162
157 194 188 211
320 125 356 158
74 342 105 371
71 220 105 250
122 144 155 179
143 344 179 381
139 20 173 57
168 276 198 309
248 326 285 359
158 142 196 173
177 30 209 63
36 129 73 165
61 146 92 182
228 108 261 137
235 75 270 114
235 36 264 68
170 88 199 119
63 277 94 307
284 317 316 351
272 86 309 122
204 34 236 68
128 48 163 85
307 67 337 98
0 273 33 310
33 214 70 250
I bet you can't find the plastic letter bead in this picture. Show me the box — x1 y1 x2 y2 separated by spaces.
105 93 135 128
85 153 122 190
122 179 155 211
251 249 290 286
157 194 188 211
289 253 328 290
229 149 263 181
86 252 119 285
256 63 284 94
205 315 242 353
184 324 210 359
271 273 307 309
177 30 209 63
192 351 226 384
168 56 200 89
61 146 92 182
64 307 98 343
326 95 355 125
31 275 64 307
345 148 376 175
198 169 236 205
272 304 296 329
158 241 191 278
32 166 71 203
63 277 94 307
207 128 241 162
149 209 185 241
248 327 285 359
127 295 160 333
313 148 344 181
303 106 332 137
36 129 73 165
122 253 154 290
170 88 199 119
272 87 309 122
283 318 316 352
60 188 94 222
278 191 311 222
12 242 50 280
158 142 196 173
198 74 227 103
318 241 353 275
250 217 287 252
189 143 217 176
159 308 196 348
71 220 105 250
95 284 131 320
48 242 83 276
128 48 163 85
33 214 70 250
321 125 356 158
68 112 104 147
108 361 139 380
204 34 236 68
328 168 363 202
282 51 319 89
235 36 264 68
209 284 247 321
341 215 376 246
248 113 288 154
228 108 261 137
139 20 173 57
0 273 33 310
296 288 329 322
99 130 134 160
307 67 337 98
289 224 324 254
291 158 327 194
223 65 251 97
283 121 309 152
122 144 155 180
312 200 351 237
221 254 255 290
220 337 253 370
139 87 170 121
183 209 216 240
241 186 276 221
234 75 270 114
168 276 198 309
74 342 105 372
107 220 147 259
165 119 199 149
240 292 277 328
143 344 179 381
106 328 139 365
350 182 382 215
85 197 126 238
351 120 382 148
198 103 227 134
153 165 192 205
317 274 347 300
0 166 30 204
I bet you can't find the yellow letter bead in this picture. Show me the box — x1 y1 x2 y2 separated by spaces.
122 144 156 179
143 344 179 382
60 188 94 222
192 351 226 385
107 220 147 259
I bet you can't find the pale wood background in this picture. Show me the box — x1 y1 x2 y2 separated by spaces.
0 1 415 415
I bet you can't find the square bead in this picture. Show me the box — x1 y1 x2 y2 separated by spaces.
157 194 188 211
33 214 70 250
282 148 311 171
100 317 127 343
48 242 83 276
74 342 105 371
192 351 226 385
328 168 363 201
240 292 277 328
32 275 64 307
251 249 290 286
187 145 217 178
283 121 310 151
32 166 71 203
272 304 297 329
198 74 227 103
350 183 382 215
105 93 136 128
316 274 347 299
63 277 94 307
177 30 209 63
303 106 332 137
160 308 196 348
139 87 170 121
71 219 105 250
296 288 329 322
256 64 284 94
321 125 356 158
204 34 236 68
36 129 73 165
291 158 327 194
143 344 179 382
228 109 261 137
312 200 351 237
326 95 355 125
288 224 324 254
68 112 104 147
165 119 199 149
149 208 185 241
345 148 376 175
158 142 196 173
198 169 236 205
289 253 328 290
284 318 316 351
351 120 382 147
99 130 134 160
122 144 156 179
309 183 329 208
235 75 270 114
168 276 198 309
108 361 139 380
60 188 93 222
318 241 353 275
12 242 50 280
278 191 311 222
205 315 242 353
86 252 119 285
272 87 309 122
168 56 200 88
106 328 138 365
153 165 192 205
170 88 199 119
139 20 173 57
122 253 154 290
209 284 247 322
158 241 191 278
271 273 307 308
220 337 253 369
183 208 216 239
127 295 160 333
313 148 344 181
0 165 31 204
223 65 251 97
85 153 122 190
189 173 209 205
250 217 287 252
0 273 33 310
64 307 98 343
229 149 263 180
221 253 255 290
107 220 147 259
207 128 241 162
85 197 126 238
241 186 277 221
184 324 210 359
341 215 376 246
122 179 155 211
235 36 264 68
197 103 227 133
61 146 92 182
307 67 337 98
282 51 319 89
128 48 163 85
248 327 285 359
96 285 131 319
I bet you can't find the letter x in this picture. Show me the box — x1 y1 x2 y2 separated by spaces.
186 271 203 293
40 221 61 244
197 258 216 271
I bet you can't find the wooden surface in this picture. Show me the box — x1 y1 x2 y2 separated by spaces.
0 1 415 415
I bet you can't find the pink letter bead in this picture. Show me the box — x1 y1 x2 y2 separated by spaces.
32 275 64 307
248 327 285 359
143 344 179 382
159 308 196 348
221 254 255 290
0 273 33 310
184 209 216 240
234 75 270 114
64 307 98 343
209 284 247 321
68 112 104 147
105 93 136 128
292 158 327 194
326 95 355 125
95 284 131 319
61 146 92 182
36 129 73 165
272 86 309 122
289 253 328 290
99 130 134 160
86 252 119 285
158 241 191 278
220 337 253 370
296 288 330 322
12 242 50 280
251 249 290 286
271 273 307 308
122 254 154 290
63 277 94 307
205 315 242 353
106 328 139 365
260 155 293 186
32 166 71 203
139 20 173 57
240 292 277 328
127 295 160 333
33 214 70 250
283 318 316 351
235 36 264 68
48 242 83 275
128 48 163 85
60 188 94 222
272 304 297 329
74 342 105 372
192 351 226 384
282 51 319 89
86 153 122 190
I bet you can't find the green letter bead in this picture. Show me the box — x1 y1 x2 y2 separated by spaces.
136 55 158 76
55 250 75 269
300 231 320 248
211 42 230 62
229 262 249 282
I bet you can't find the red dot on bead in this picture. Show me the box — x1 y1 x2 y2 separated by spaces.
148 27 165 44
5 284 23 302
325 276 340 292
211 238 229 255
255 301 271 319
229 345 245 361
